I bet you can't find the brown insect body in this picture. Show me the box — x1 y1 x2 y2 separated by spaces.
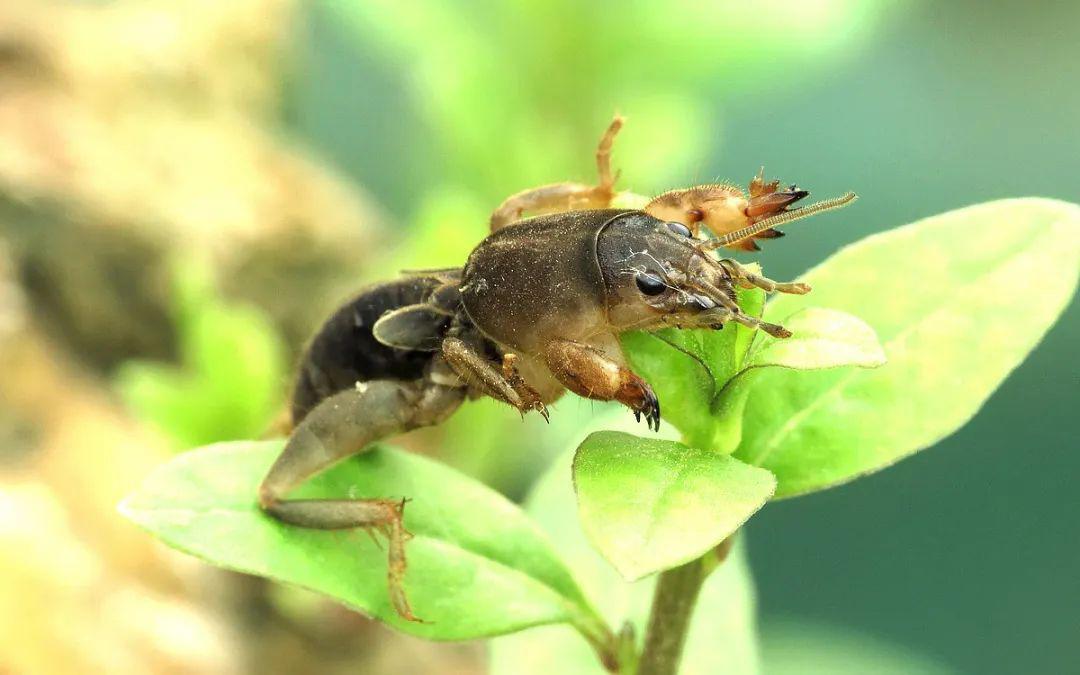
256 117 856 622
461 209 616 356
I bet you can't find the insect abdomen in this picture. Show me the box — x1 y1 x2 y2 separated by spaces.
290 277 447 424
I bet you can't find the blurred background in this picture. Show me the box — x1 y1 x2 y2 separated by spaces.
0 0 1076 673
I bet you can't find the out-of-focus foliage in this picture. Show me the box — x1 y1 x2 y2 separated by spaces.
0 2 400 674
116 261 287 448
760 619 955 675
324 0 898 216
0 305 242 673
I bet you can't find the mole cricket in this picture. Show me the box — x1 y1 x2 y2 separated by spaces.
259 117 856 620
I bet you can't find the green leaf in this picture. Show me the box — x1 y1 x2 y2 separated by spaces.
119 440 606 641
745 307 886 371
708 308 886 453
491 438 763 675
734 198 1080 497
573 431 775 580
620 329 716 447
621 284 765 449
623 288 884 453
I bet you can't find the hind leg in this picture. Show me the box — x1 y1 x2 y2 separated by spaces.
259 378 464 621
489 116 624 231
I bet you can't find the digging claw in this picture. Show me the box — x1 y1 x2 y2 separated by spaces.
746 186 809 220
633 385 661 432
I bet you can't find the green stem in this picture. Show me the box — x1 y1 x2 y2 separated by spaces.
573 613 621 673
636 557 707 675
636 538 734 675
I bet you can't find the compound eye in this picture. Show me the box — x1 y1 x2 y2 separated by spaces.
666 221 692 237
635 271 667 296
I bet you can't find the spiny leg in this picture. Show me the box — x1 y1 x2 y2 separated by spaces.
442 337 548 419
259 379 464 621
543 337 660 431
683 272 793 338
593 113 623 190
676 302 790 339
718 258 810 295
488 115 624 231
728 311 792 339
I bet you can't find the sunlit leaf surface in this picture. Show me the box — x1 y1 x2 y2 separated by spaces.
735 198 1080 496
120 441 604 640
573 431 774 580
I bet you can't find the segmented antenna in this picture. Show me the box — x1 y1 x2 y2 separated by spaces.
698 191 858 251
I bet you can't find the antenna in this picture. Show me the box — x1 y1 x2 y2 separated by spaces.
698 191 858 251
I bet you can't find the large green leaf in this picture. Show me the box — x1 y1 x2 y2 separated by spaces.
573 431 775 580
735 198 1080 497
119 440 607 642
491 436 763 675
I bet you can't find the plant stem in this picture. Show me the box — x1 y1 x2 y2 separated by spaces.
574 614 621 673
636 556 707 675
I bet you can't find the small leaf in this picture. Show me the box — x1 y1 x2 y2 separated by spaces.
491 438 762 675
734 198 1080 497
745 307 886 371
620 330 716 446
622 284 766 448
708 308 885 454
573 431 775 580
624 301 883 452
119 440 604 641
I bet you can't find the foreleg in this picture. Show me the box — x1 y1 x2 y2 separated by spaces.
442 337 548 419
543 337 660 431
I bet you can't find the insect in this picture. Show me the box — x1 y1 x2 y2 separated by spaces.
258 118 856 620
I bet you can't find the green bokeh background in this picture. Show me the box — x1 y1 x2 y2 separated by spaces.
286 2 1079 673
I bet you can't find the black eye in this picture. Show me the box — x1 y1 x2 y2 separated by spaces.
635 272 667 296
666 221 692 237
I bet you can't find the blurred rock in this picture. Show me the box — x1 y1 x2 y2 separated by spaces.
0 0 386 369
0 293 245 673
0 5 488 674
